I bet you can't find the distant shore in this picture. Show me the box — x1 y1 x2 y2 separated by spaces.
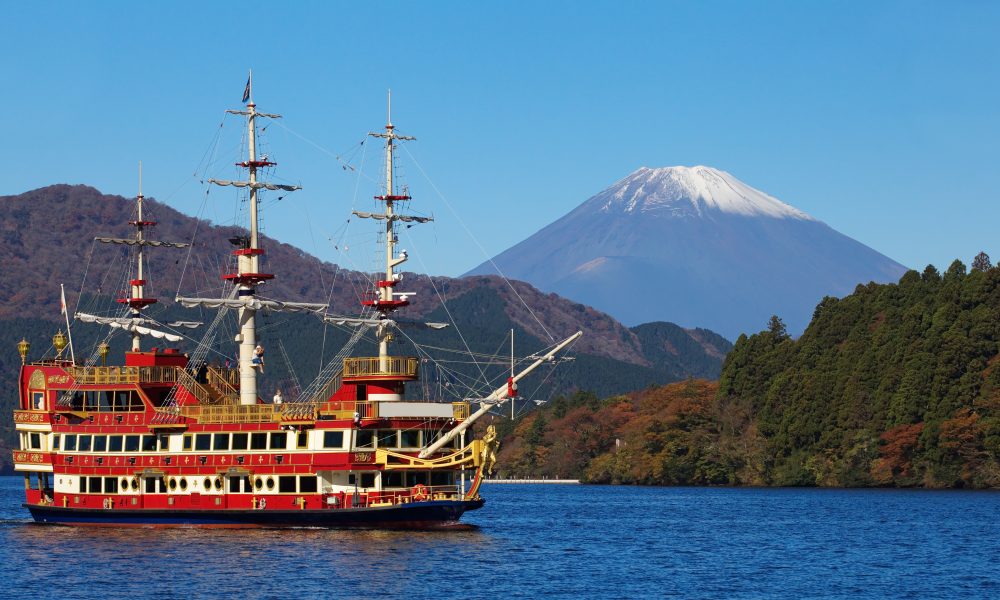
484 478 580 484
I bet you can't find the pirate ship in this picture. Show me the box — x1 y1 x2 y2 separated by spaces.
12 81 580 527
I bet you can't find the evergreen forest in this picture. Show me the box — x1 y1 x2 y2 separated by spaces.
497 255 1000 488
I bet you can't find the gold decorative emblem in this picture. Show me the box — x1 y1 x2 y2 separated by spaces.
481 425 500 476
29 369 45 390
353 452 374 463
12 451 47 464
46 374 69 385
14 411 46 423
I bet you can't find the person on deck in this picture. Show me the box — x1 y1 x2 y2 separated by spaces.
252 343 265 373
273 389 283 405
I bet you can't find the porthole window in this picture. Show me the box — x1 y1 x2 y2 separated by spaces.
168 478 177 491
254 478 263 491
179 478 188 491
131 478 139 491
204 477 212 490
266 477 275 490
121 478 129 490
214 477 223 490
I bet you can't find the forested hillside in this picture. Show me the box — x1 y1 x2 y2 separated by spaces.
0 184 733 472
496 255 1000 489
719 256 1000 488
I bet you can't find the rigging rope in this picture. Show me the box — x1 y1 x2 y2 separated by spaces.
296 326 367 404
401 145 555 342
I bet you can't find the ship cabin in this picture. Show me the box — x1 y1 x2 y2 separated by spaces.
13 333 484 514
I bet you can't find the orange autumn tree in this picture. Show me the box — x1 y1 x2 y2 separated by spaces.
871 423 924 485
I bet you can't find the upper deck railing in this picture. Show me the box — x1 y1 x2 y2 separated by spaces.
206 367 239 394
64 366 180 385
342 356 419 380
155 400 468 425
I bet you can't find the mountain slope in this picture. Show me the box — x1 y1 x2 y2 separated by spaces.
0 184 734 470
467 166 908 339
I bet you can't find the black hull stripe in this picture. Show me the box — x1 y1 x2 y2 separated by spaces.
25 499 485 529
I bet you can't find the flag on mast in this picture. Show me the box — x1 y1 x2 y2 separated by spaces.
242 71 252 104
60 283 76 364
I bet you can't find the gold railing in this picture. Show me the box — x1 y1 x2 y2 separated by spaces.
65 366 180 385
206 367 239 397
342 356 419 379
275 403 318 422
318 400 377 420
366 485 462 505
175 404 276 424
453 402 470 420
174 369 215 405
376 441 480 470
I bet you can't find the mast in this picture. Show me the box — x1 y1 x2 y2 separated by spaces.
511 329 515 420
133 163 146 352
81 164 192 348
118 161 160 352
358 91 429 373
236 97 262 405
227 84 272 405
182 73 319 405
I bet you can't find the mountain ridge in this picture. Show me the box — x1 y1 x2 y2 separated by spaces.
467 166 908 338
0 183 738 472
0 183 734 364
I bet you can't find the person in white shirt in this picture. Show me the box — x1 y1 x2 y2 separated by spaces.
252 344 265 373
273 389 283 404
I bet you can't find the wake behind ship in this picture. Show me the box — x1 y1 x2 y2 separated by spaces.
12 80 580 528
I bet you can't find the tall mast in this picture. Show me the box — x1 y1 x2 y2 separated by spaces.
204 73 303 405
237 97 262 405
134 163 144 351
83 164 192 351
178 74 325 406
119 161 159 352
360 91 428 371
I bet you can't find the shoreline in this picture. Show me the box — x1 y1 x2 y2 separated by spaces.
483 479 580 484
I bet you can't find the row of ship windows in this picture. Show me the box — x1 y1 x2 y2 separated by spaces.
75 475 321 495
25 471 456 494
19 429 460 453
28 390 146 412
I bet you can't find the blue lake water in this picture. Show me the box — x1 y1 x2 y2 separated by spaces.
1 476 998 599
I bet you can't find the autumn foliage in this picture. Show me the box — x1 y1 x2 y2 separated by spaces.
496 380 767 486
497 254 1000 489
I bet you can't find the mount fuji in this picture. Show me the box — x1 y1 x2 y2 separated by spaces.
466 166 908 339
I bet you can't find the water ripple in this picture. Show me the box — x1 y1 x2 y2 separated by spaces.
2 480 1000 598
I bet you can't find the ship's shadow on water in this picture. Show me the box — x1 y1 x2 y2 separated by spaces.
8 520 488 550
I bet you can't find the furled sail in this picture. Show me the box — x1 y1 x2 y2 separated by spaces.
175 297 327 313
76 313 138 326
208 179 301 192
167 321 203 329
75 312 184 342
321 315 449 330
94 237 190 248
351 210 433 224
109 321 183 342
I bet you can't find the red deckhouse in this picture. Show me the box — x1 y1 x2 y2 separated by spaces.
13 81 579 527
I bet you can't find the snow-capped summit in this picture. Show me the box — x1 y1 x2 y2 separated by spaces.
466 166 907 339
595 166 814 220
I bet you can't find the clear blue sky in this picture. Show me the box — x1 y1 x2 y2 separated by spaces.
2 1 998 278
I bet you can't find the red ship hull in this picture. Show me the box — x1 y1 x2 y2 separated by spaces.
26 498 484 528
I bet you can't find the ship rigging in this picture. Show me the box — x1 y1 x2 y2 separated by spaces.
12 76 581 527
